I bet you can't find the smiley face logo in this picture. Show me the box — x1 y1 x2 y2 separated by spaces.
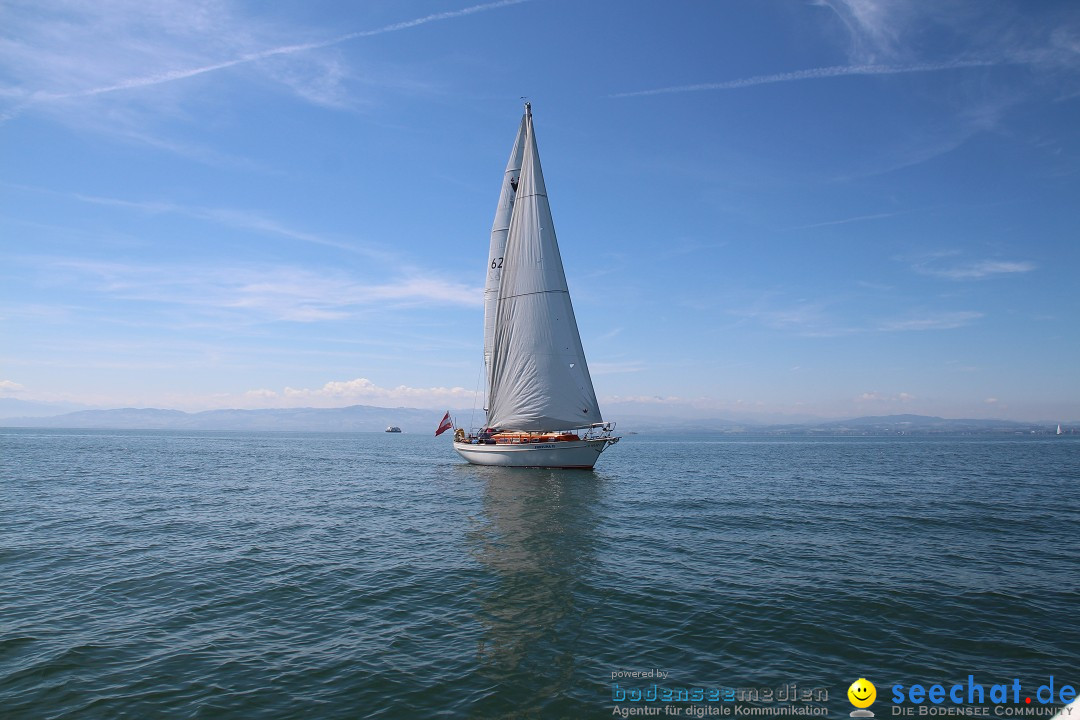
848 678 877 709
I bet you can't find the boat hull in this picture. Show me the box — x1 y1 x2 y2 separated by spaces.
453 438 614 469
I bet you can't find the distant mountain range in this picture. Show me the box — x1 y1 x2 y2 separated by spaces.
0 404 1072 435
745 413 1069 435
0 404 457 433
613 412 1069 435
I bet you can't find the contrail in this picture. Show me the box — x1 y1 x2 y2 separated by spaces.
788 211 902 230
7 0 527 113
610 59 997 98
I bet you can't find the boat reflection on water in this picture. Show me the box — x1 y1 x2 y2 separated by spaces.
464 465 604 714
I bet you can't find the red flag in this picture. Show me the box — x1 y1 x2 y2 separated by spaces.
435 411 453 436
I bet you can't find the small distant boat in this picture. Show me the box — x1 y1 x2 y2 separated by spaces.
385 426 402 433
448 103 618 469
1057 424 1063 435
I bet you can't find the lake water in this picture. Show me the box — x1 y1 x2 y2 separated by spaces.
1 429 1077 719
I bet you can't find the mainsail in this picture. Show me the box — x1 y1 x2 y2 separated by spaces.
483 115 526 398
485 104 603 431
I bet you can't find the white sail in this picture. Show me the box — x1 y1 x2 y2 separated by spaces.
485 105 603 431
483 115 526 397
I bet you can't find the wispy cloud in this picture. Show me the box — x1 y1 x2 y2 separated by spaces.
726 298 859 337
787 210 905 231
856 280 894 291
36 257 480 324
610 60 997 98
912 257 1037 280
614 1 1080 101
603 394 685 406
62 0 527 101
69 191 387 258
814 0 905 64
819 0 1080 71
107 129 274 172
878 311 983 331
830 132 975 182
595 327 623 342
2 0 528 121
590 360 645 375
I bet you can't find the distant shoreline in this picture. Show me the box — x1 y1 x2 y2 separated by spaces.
0 406 1072 436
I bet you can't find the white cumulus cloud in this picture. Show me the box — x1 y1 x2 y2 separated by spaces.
0 380 26 393
278 377 474 408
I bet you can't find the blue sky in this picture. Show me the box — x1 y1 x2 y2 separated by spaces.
2 0 1078 422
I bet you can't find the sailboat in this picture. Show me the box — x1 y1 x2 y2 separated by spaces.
452 103 619 469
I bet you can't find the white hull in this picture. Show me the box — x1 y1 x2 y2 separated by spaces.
454 438 614 469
